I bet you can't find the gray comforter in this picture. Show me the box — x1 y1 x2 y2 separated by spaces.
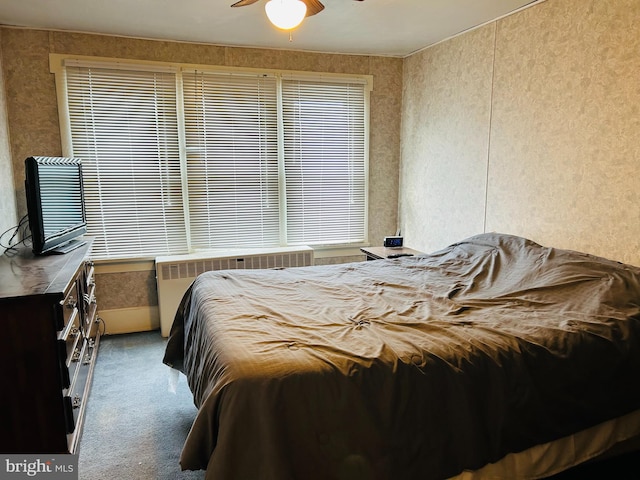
163 233 640 479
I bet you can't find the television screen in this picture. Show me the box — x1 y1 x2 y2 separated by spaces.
25 156 87 255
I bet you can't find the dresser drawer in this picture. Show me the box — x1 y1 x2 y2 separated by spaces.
65 340 84 395
56 296 81 390
62 312 82 365
83 283 97 334
64 340 91 433
56 281 79 331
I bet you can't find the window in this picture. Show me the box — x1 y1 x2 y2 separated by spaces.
55 58 370 259
282 78 367 246
182 71 280 248
64 63 186 258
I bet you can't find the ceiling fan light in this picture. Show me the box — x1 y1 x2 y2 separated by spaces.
265 0 307 30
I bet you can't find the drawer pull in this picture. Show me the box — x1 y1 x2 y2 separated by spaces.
65 296 77 309
71 347 81 363
83 340 96 365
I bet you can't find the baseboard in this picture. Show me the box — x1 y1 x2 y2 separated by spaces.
98 306 159 335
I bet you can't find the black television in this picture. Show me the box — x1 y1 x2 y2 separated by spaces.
25 156 87 255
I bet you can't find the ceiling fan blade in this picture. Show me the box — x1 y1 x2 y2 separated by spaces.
303 0 325 17
231 0 261 7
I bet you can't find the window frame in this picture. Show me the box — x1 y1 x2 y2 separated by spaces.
50 54 372 260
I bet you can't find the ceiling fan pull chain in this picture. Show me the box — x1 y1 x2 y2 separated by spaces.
289 31 293 42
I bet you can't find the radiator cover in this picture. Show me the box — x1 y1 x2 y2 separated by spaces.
155 246 314 336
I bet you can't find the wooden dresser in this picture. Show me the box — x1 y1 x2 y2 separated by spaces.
0 239 100 454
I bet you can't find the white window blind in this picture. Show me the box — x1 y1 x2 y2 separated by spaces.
57 58 369 260
65 65 187 258
182 71 280 248
282 78 367 245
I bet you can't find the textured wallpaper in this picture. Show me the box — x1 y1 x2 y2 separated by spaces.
400 25 495 254
0 28 403 311
487 0 640 264
401 0 640 266
0 32 18 250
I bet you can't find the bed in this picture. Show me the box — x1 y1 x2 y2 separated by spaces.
163 232 640 479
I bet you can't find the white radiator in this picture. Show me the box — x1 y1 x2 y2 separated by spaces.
156 246 314 336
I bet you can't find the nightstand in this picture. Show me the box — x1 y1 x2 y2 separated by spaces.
360 246 423 261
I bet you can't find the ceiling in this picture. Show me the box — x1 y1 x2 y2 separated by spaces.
0 0 542 58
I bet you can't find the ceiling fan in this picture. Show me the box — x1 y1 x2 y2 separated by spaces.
231 0 364 30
